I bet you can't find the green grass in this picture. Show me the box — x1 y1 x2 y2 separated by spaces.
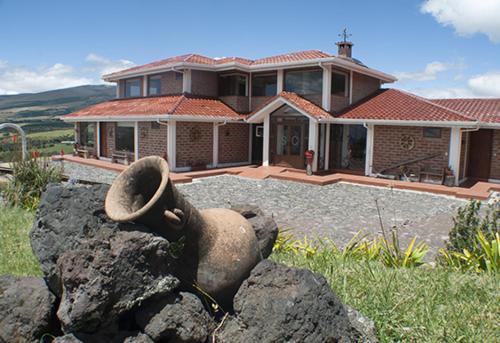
273 250 500 343
27 129 73 140
0 206 41 276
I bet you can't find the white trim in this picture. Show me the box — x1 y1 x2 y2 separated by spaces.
142 76 148 97
167 121 176 169
134 121 139 161
214 161 250 168
263 113 270 166
349 70 353 105
365 124 375 176
247 97 329 123
321 64 332 111
182 69 192 93
213 123 219 167
62 114 244 123
448 127 462 186
331 118 478 127
248 124 253 164
308 120 319 172
488 178 500 184
325 123 330 170
96 121 101 158
115 82 120 98
276 69 284 93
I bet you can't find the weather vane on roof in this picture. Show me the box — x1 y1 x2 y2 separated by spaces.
338 28 352 42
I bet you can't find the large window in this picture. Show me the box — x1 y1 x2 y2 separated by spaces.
332 72 347 96
124 79 141 97
79 122 95 147
115 122 134 152
148 75 162 96
219 74 247 96
284 69 322 95
252 73 277 96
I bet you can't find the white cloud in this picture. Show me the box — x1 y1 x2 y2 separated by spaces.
468 71 500 97
421 0 500 43
409 87 476 99
0 54 135 95
395 61 453 82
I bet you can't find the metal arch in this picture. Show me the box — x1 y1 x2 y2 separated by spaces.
0 123 28 160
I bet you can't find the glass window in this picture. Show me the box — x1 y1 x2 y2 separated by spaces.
80 123 95 147
148 75 162 96
115 123 134 152
219 74 247 96
124 79 141 97
284 70 322 95
332 72 347 96
252 74 277 96
423 127 442 138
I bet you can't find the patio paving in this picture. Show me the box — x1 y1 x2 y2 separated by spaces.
178 175 467 258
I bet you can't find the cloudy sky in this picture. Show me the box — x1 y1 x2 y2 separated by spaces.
1 0 499 98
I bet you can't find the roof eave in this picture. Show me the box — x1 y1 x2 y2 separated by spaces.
332 118 478 127
61 114 244 123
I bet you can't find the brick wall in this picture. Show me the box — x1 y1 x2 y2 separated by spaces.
137 122 168 159
352 72 380 104
191 70 218 97
176 122 213 168
160 71 183 95
490 129 500 179
251 96 273 111
372 126 451 173
219 96 250 113
104 122 116 156
218 123 249 164
330 95 350 112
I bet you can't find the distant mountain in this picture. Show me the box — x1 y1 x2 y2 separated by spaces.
0 84 116 133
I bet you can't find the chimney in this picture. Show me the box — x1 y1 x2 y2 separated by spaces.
336 28 353 58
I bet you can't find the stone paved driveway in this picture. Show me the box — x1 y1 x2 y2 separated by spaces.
178 175 467 257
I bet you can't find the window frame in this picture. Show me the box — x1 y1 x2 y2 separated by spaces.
331 70 349 97
218 73 248 97
284 69 323 96
251 73 277 97
79 122 95 148
115 122 135 152
423 127 442 139
147 75 162 96
124 78 142 98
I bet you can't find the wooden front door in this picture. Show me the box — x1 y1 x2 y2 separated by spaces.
100 123 108 157
467 129 493 180
274 123 305 169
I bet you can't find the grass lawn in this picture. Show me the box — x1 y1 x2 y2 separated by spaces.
27 128 73 140
273 251 500 343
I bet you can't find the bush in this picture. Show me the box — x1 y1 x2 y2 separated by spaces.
2 156 62 210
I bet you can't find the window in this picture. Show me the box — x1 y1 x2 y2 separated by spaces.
79 123 95 147
115 122 135 152
252 74 277 96
219 74 247 96
284 69 322 95
124 79 141 97
148 75 162 96
423 127 442 138
332 72 347 96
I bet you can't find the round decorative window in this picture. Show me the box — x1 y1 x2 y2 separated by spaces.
190 127 202 142
400 134 415 151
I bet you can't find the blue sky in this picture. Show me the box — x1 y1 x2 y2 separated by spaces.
1 0 499 98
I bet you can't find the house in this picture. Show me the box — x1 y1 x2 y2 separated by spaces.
62 39 500 186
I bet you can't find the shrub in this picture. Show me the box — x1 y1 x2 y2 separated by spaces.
2 155 62 210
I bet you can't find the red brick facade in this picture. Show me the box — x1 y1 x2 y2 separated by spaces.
218 123 249 164
191 70 218 97
372 126 451 173
138 122 168 159
220 96 250 113
351 72 380 104
176 122 214 168
490 130 500 179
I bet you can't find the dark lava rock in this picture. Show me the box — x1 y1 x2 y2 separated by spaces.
56 229 180 334
345 305 378 343
231 204 278 258
136 292 215 343
214 260 354 343
122 333 155 343
30 183 120 296
52 334 83 343
0 275 57 343
53 332 154 343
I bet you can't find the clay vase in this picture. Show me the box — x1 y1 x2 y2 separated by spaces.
105 156 261 305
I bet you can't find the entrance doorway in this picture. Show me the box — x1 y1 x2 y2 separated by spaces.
329 124 366 172
467 129 493 180
99 123 108 157
251 124 263 164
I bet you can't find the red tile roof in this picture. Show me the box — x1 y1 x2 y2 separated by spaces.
64 95 243 120
432 98 500 124
337 89 475 123
106 50 333 78
249 91 333 121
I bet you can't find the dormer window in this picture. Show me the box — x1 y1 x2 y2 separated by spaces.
219 74 247 96
124 79 141 97
332 72 348 96
148 75 162 96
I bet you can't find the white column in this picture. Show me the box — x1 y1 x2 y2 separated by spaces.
134 121 139 161
322 65 332 111
96 122 101 158
116 82 120 98
213 123 219 168
349 70 354 105
143 76 148 96
277 69 284 93
263 114 270 166
248 124 253 164
325 123 331 170
448 127 462 185
182 69 192 93
365 124 375 176
308 120 319 172
167 121 177 170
